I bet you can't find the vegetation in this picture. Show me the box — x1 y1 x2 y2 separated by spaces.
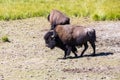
1 36 10 42
0 0 119 21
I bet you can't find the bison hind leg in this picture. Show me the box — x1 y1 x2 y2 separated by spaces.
80 42 88 57
89 41 96 56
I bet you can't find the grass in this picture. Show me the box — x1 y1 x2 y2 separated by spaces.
0 0 119 21
1 36 10 42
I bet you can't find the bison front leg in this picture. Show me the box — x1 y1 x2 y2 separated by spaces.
66 45 72 56
72 46 78 58
89 41 96 56
63 50 67 59
63 45 72 59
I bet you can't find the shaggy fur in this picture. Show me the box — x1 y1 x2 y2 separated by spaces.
47 10 70 29
44 30 78 59
44 25 96 59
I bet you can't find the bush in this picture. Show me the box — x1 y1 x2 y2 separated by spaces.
1 36 10 42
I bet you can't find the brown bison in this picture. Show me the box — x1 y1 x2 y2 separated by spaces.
44 25 96 59
47 10 70 29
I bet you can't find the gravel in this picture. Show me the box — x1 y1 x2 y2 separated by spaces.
0 17 120 80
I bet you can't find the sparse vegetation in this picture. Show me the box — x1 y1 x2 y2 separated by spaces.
0 0 119 21
1 36 10 42
0 18 120 80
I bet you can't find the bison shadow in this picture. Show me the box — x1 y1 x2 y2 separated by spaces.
83 52 113 57
59 52 113 59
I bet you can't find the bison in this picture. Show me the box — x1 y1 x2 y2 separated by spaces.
44 25 96 59
47 9 70 30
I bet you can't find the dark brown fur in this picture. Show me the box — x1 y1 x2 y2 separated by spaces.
48 10 70 29
44 30 78 59
54 25 96 58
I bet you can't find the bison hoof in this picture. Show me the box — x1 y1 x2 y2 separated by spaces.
80 55 83 57
63 57 67 59
91 53 96 56
75 55 78 58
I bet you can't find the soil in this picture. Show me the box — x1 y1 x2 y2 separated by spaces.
0 17 120 80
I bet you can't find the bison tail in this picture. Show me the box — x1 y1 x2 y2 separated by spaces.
87 29 96 42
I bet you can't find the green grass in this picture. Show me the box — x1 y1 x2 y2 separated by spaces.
1 36 10 42
0 0 120 21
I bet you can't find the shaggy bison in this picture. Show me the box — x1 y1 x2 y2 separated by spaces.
44 25 96 59
47 10 70 30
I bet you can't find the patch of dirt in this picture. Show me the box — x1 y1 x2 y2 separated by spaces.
62 66 120 74
0 17 120 80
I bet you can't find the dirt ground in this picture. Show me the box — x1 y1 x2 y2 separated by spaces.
0 17 120 80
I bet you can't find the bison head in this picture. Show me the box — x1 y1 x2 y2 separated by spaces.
44 30 56 49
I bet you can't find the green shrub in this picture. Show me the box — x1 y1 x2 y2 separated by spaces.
1 36 10 42
92 14 100 21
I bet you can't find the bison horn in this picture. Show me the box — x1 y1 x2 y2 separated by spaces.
51 35 54 38
49 30 54 32
49 30 56 38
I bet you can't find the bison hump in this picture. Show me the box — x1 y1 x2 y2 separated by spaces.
55 25 73 43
